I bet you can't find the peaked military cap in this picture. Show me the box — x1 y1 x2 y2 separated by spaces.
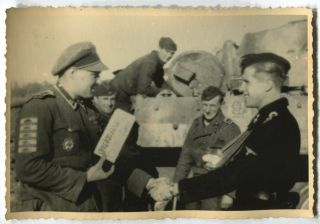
201 86 224 101
52 41 108 76
240 52 291 74
159 37 177 51
92 80 117 96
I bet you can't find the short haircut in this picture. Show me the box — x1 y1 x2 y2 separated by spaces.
247 61 288 88
159 37 177 51
201 86 224 103
240 53 291 88
92 80 118 97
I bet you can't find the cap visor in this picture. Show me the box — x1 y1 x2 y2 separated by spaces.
81 61 108 72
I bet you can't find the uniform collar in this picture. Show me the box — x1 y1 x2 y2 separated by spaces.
98 112 112 124
258 97 288 116
248 97 288 129
201 109 224 127
190 110 225 138
54 82 78 110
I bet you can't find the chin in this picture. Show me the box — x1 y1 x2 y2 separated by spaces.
104 107 115 114
204 115 214 120
244 98 253 108
244 102 252 108
244 102 257 108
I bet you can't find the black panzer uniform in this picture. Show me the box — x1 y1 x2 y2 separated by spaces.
178 98 301 210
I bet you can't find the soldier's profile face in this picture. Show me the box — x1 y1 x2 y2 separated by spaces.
241 66 267 108
72 69 99 98
201 95 221 120
93 94 116 115
159 48 175 63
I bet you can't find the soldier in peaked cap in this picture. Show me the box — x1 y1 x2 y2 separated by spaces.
110 37 177 112
168 53 301 210
14 42 114 211
52 41 108 76
173 86 240 210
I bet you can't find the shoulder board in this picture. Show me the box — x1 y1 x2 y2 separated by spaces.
224 118 233 125
31 90 55 99
194 116 203 125
24 90 55 105
11 90 55 108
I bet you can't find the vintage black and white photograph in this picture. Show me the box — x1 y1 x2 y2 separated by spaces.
5 8 314 219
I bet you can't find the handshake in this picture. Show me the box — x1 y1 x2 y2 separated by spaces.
146 177 179 210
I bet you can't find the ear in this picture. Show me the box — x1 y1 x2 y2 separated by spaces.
264 76 273 92
92 96 98 103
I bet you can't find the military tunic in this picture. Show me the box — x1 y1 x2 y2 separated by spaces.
14 84 100 211
178 98 301 210
173 110 240 210
110 51 165 111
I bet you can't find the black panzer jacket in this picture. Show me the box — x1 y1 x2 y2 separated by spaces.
178 98 301 204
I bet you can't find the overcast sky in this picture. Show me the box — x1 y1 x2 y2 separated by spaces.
6 8 305 84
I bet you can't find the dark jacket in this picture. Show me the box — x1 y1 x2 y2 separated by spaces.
178 98 301 209
15 84 100 211
110 51 165 99
85 103 157 211
174 110 240 182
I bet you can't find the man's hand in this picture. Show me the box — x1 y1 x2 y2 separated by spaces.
154 200 170 211
153 182 179 211
146 177 172 202
220 194 234 209
202 152 223 170
86 158 115 182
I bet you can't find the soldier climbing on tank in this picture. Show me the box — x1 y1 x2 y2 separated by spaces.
110 37 177 112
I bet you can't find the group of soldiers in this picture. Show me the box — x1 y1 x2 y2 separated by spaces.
13 37 301 212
